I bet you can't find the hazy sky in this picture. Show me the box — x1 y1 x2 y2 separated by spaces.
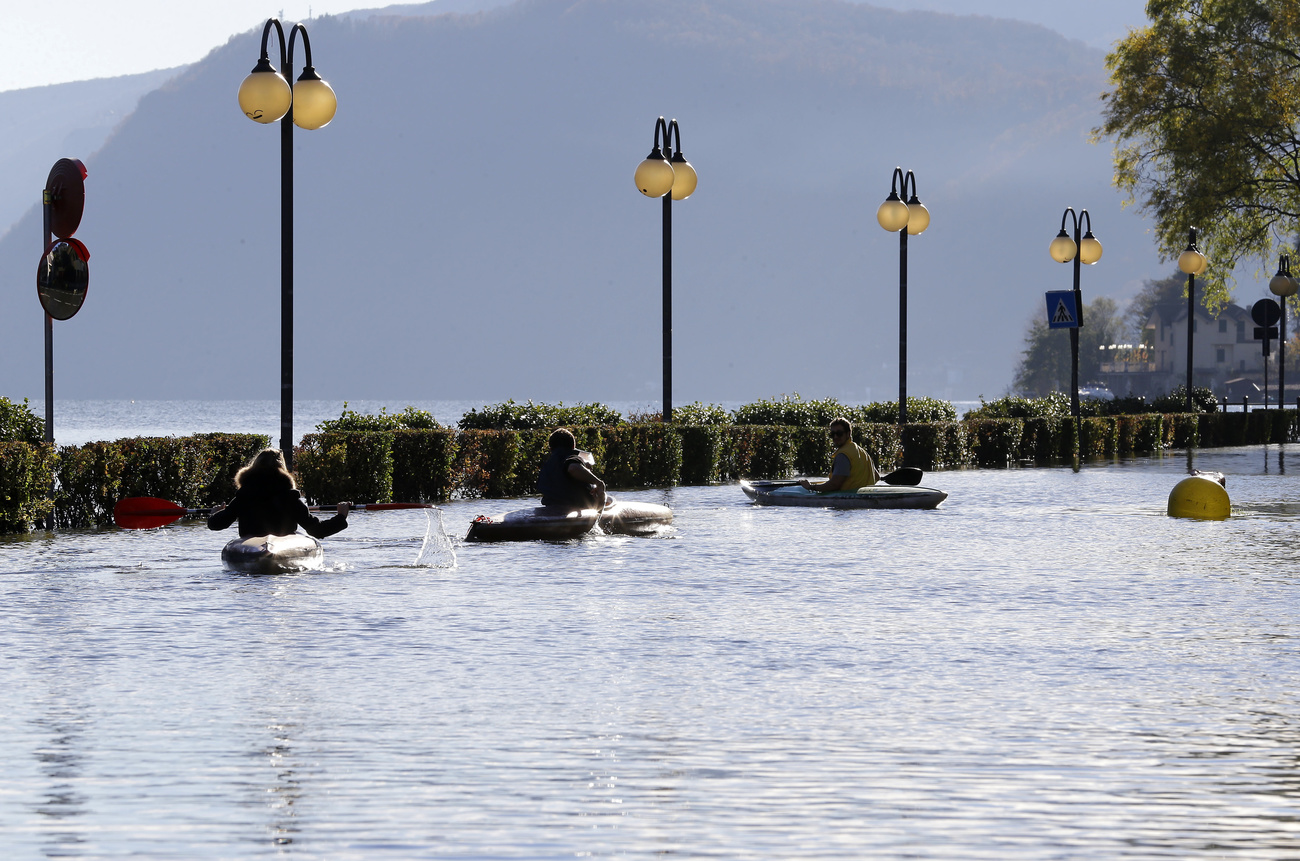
3 0 1149 93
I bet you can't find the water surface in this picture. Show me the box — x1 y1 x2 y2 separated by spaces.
2 440 1298 858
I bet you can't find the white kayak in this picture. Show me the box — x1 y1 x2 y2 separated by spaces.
741 480 947 510
221 534 324 574
465 497 673 542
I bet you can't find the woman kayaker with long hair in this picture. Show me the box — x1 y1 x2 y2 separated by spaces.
207 448 349 539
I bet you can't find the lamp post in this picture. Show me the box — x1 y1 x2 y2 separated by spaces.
1177 229 1208 412
876 168 929 424
634 117 697 423
238 18 337 469
1269 254 1298 406
1048 207 1103 418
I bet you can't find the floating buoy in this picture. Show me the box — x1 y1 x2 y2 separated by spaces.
1167 475 1230 520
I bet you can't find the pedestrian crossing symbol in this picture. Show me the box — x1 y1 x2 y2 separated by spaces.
1045 290 1080 329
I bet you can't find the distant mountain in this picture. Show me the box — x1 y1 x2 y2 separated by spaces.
0 68 185 240
0 0 1160 410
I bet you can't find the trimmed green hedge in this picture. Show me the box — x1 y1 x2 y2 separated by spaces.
53 433 268 530
0 442 56 533
6 410 1299 533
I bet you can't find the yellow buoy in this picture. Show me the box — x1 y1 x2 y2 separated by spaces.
1167 475 1230 520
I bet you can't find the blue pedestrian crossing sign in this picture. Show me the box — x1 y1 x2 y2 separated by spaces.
1045 290 1079 329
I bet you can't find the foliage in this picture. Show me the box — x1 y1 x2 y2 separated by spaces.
0 442 56 533
964 393 1072 420
1098 0 1300 308
295 432 394 503
1151 385 1219 413
1012 296 1127 396
731 393 847 427
458 399 624 430
851 397 958 424
316 402 439 433
967 418 1024 466
670 401 731 425
1125 270 1188 338
52 434 266 529
0 397 44 444
679 426 723 484
902 423 971 470
390 429 459 503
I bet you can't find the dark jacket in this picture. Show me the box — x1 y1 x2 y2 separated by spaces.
207 476 347 539
537 448 598 510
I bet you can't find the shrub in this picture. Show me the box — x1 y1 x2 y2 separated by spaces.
718 426 796 479
853 397 958 424
0 442 56 533
670 401 731 425
390 429 458 502
316 402 439 433
732 393 846 427
679 425 723 483
295 432 394 503
967 418 1023 466
0 397 44 443
963 393 1071 420
902 422 971 469
458 400 623 430
1151 385 1218 413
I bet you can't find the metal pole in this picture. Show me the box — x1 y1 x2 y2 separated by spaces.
898 227 907 425
662 193 672 423
1281 299 1287 409
1070 239 1081 420
281 60 295 469
42 198 53 446
1186 273 1194 412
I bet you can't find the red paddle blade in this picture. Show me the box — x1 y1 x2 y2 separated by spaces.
114 496 188 529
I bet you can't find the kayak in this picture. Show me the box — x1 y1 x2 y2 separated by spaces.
221 534 324 574
465 497 673 542
741 479 947 509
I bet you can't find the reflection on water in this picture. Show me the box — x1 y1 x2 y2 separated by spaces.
2 444 1300 857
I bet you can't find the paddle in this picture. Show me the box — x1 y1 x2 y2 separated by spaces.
114 496 435 530
747 467 924 491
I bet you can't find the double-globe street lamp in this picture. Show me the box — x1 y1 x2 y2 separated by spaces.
1269 253 1298 405
876 168 929 425
634 117 697 423
1176 229 1208 412
1048 207 1103 419
238 18 337 468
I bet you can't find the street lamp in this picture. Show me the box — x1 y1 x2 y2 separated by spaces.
634 116 696 423
238 18 337 469
1048 207 1103 418
1177 229 1208 412
877 168 929 424
1269 253 1298 406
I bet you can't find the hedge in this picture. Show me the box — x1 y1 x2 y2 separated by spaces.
5 412 1299 533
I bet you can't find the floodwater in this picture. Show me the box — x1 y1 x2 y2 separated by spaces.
2 408 1299 857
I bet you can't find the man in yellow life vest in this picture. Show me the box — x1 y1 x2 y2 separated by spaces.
799 417 879 493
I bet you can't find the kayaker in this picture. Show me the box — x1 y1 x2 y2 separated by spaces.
537 428 607 512
799 418 879 493
207 448 350 539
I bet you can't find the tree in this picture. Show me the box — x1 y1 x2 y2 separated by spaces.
1013 297 1126 396
1097 0 1300 310
1125 270 1187 337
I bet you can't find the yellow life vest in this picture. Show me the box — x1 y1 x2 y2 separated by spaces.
833 440 879 490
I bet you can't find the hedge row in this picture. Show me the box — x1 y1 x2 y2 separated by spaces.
4 412 1299 533
291 412 1300 503
0 433 270 533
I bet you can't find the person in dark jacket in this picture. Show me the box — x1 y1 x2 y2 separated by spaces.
207 448 349 539
537 428 606 512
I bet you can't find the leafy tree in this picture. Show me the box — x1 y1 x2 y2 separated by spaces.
1097 0 1300 309
1125 270 1187 337
1012 297 1126 396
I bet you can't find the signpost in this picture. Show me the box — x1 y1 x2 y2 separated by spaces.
39 158 90 446
1252 298 1281 407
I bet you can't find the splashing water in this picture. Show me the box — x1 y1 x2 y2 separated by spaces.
414 508 457 568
